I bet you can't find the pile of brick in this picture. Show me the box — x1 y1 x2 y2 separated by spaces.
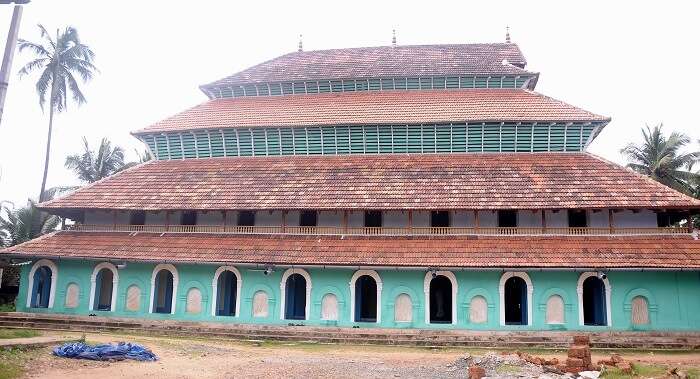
563 335 595 373
597 353 632 374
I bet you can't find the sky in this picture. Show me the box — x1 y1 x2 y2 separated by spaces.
0 0 699 207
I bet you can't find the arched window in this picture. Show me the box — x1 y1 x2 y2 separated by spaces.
26 259 58 309
577 272 611 326
350 270 382 323
212 266 241 317
424 271 457 324
321 293 339 321
90 263 119 312
280 269 312 321
394 293 412 322
545 295 565 324
186 288 202 314
252 290 269 317
469 295 488 324
499 272 532 326
150 264 178 314
631 296 649 325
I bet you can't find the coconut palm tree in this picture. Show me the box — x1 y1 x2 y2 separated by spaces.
620 124 700 194
65 137 128 183
17 25 97 201
0 201 60 247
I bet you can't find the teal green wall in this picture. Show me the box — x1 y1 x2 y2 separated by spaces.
17 261 700 331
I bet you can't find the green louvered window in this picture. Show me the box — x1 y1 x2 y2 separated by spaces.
143 122 601 159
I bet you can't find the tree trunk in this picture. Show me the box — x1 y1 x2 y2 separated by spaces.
38 98 54 203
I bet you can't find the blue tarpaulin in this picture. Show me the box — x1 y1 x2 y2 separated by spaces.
53 342 158 361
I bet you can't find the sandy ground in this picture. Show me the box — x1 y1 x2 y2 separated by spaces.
15 331 700 379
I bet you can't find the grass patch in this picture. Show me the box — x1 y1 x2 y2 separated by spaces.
0 329 40 339
495 364 522 374
631 362 667 377
0 347 38 379
0 303 15 313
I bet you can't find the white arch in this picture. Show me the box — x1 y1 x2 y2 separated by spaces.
149 264 179 314
211 266 242 317
89 262 119 312
279 268 312 320
26 259 58 309
423 271 458 325
349 270 382 323
577 272 612 327
498 272 533 326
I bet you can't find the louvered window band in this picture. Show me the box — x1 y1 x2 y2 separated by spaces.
205 75 534 99
141 122 601 160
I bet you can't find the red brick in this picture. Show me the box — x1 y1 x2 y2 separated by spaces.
568 345 590 359
468 365 486 379
573 335 590 345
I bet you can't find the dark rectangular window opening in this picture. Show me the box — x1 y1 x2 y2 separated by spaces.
497 210 517 228
364 211 382 227
238 211 255 226
181 211 197 226
431 211 450 227
568 210 588 228
129 211 146 226
657 211 686 227
299 210 318 227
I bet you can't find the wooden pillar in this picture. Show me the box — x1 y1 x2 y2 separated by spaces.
541 210 547 234
282 210 287 233
687 214 694 233
343 210 348 233
222 210 227 231
473 210 479 233
608 209 615 234
408 210 413 233
112 210 117 229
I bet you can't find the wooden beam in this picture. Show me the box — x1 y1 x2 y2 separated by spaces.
608 209 614 233
408 210 413 231
473 210 479 231
541 210 547 234
282 210 287 233
343 211 348 233
687 214 693 233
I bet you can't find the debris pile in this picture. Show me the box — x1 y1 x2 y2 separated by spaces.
459 352 573 379
563 335 595 373
596 352 632 374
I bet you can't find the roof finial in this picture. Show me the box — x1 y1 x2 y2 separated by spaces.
298 34 303 52
392 29 397 47
505 26 511 43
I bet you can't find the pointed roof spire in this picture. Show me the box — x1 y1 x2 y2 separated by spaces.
298 34 303 52
392 29 397 47
505 26 511 43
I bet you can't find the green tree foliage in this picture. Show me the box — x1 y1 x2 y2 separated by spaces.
65 137 128 183
620 124 700 195
17 25 97 201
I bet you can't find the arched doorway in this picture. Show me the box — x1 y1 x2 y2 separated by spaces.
216 270 238 316
93 268 114 311
504 276 527 325
153 269 174 314
429 275 452 324
355 275 377 322
31 266 52 308
284 273 307 320
583 276 607 326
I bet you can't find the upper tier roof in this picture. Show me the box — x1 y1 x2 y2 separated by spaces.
135 89 608 134
200 43 533 91
39 153 700 213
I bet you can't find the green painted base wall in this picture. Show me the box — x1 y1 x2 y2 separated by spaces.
16 261 700 331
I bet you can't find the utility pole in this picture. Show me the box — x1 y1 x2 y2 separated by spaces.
0 1 30 128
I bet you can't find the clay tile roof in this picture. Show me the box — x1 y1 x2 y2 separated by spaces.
3 232 700 269
135 90 609 134
202 44 533 89
39 153 700 211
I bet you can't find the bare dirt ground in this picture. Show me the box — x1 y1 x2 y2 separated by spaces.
14 331 700 379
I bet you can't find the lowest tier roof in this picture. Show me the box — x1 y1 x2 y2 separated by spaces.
135 90 609 134
201 44 532 90
3 232 700 269
39 153 700 212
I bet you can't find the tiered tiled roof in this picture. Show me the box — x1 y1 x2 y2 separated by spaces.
39 153 700 212
4 232 700 269
135 89 608 134
201 44 533 90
